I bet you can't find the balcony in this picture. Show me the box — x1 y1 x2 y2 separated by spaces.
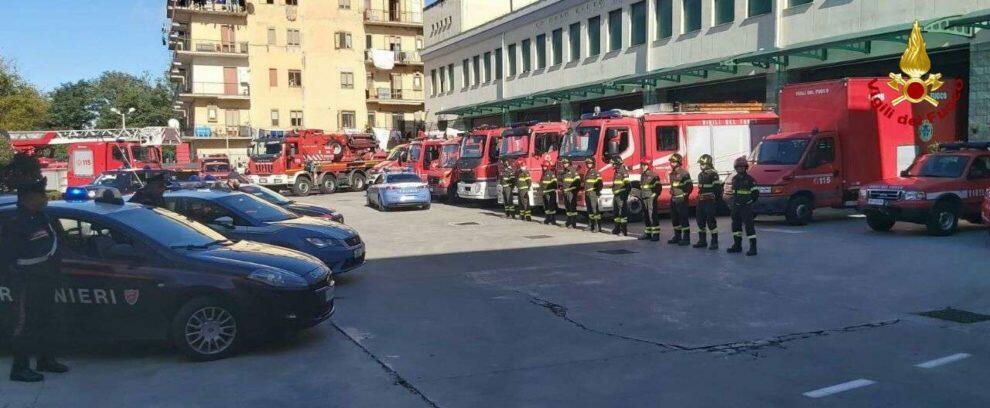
186 125 254 139
366 88 424 106
365 50 422 66
172 38 249 57
364 9 422 26
167 0 248 18
178 82 251 100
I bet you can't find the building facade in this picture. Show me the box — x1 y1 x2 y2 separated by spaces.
423 0 990 140
165 0 425 163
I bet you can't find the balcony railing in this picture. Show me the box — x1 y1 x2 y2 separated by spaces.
188 125 254 139
168 0 247 15
180 82 251 97
172 38 249 55
366 88 424 102
365 50 422 64
364 9 422 25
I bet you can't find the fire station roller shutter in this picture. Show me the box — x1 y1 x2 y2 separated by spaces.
686 125 753 180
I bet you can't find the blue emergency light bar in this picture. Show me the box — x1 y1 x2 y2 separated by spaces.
579 109 625 120
63 187 93 201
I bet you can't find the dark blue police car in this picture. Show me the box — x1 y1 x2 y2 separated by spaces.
163 189 366 274
0 189 335 361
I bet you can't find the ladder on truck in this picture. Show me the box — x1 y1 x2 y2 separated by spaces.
7 127 182 146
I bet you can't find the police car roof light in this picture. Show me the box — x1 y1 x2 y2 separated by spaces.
939 142 990 152
63 187 90 201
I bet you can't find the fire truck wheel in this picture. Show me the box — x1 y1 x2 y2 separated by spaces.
292 176 313 196
625 195 644 222
865 212 895 232
349 173 367 191
927 201 959 236
319 175 338 194
785 195 813 225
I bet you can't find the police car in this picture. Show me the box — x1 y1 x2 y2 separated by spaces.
238 183 345 223
163 189 366 274
0 188 335 361
366 170 431 211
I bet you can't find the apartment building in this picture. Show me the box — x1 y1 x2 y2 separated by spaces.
165 0 425 163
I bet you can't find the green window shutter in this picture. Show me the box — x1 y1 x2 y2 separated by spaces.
522 39 531 72
714 0 734 25
569 22 581 61
507 44 516 76
631 1 646 45
608 9 623 51
657 0 672 39
588 16 601 56
536 34 546 69
749 0 772 16
683 0 701 32
552 29 563 65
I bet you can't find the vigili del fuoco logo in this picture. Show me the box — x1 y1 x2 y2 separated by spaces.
888 21 944 106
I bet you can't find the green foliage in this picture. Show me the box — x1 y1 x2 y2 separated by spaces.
0 58 49 131
47 80 96 129
0 131 14 167
91 72 175 129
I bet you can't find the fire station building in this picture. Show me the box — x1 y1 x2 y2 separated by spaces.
423 0 990 141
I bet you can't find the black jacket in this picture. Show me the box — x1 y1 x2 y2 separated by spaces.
669 167 693 201
640 169 661 200
730 172 760 206
1 206 59 274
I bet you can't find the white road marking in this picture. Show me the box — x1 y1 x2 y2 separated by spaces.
915 353 971 369
761 228 806 234
803 379 876 398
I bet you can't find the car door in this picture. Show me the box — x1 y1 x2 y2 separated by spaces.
795 136 842 206
367 175 382 205
964 155 990 215
52 215 172 339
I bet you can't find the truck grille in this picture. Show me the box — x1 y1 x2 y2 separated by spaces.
868 190 901 200
344 235 362 247
459 170 476 183
252 163 273 175
427 176 440 186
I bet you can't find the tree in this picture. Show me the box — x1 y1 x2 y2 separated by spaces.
47 80 95 129
0 58 49 131
90 72 175 129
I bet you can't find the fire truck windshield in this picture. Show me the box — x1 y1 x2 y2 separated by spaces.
409 144 423 162
253 141 283 157
460 134 487 158
905 154 969 178
754 139 810 165
500 135 529 157
387 147 406 161
440 144 459 168
560 126 600 157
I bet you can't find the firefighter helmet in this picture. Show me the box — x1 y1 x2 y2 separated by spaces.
669 153 683 165
584 157 595 165
697 154 713 167
640 157 652 167
734 156 749 169
560 157 571 165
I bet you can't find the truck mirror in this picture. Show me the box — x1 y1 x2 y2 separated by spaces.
606 139 619 156
900 170 909 177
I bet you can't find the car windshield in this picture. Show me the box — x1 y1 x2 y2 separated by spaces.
755 139 810 165
560 126 600 157
500 135 529 157
409 144 423 162
239 184 292 205
439 144 459 168
906 154 969 178
460 134 487 158
387 174 423 183
111 207 228 248
204 163 229 172
387 147 407 161
218 194 298 222
93 173 137 190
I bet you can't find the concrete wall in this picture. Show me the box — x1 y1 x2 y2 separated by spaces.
971 31 990 141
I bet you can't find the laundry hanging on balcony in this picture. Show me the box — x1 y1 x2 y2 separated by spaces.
370 49 395 70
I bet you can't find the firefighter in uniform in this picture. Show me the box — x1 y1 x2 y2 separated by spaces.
610 157 631 236
539 160 559 226
499 159 517 219
694 154 723 250
638 158 661 241
728 156 759 256
582 157 604 232
560 158 581 228
2 178 70 382
667 153 693 246
516 166 533 221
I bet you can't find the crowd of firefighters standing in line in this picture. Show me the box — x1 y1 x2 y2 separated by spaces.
499 155 761 256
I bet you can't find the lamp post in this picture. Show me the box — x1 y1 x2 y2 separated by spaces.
110 107 136 130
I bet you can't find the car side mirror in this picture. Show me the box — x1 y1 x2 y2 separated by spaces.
606 139 619 156
107 244 144 262
214 216 235 229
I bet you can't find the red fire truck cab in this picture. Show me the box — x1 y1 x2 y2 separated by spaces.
405 138 447 178
747 78 962 225
456 126 506 201
498 121 568 207
859 142 990 236
559 106 778 217
427 137 463 200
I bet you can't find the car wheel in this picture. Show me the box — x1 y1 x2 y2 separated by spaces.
927 201 959 236
292 176 313 196
866 212 895 232
171 297 240 362
625 193 644 222
350 173 367 192
319 175 338 194
423 204 431 210
785 195 813 226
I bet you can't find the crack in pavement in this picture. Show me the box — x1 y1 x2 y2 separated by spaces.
330 322 441 408
524 292 901 357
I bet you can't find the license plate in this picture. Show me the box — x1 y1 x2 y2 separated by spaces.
756 186 772 194
465 186 472 192
867 198 886 206
354 246 365 258
259 178 268 184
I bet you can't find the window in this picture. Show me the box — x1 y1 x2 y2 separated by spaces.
521 39 532 72
472 55 480 85
338 0 350 8
494 48 503 78
270 110 280 126
713 0 734 25
340 111 356 129
608 9 622 51
368 112 376 128
439 66 446 93
57 218 136 260
602 128 630 162
804 137 835 168
267 28 277 45
462 59 470 88
447 64 454 92
290 110 303 127
416 36 424 49
656 126 679 151
536 34 547 69
631 2 647 45
366 34 373 49
430 69 438 96
207 105 218 122
789 0 813 6
288 70 302 87
588 16 601 56
551 29 563 65
287 29 300 46
267 0 274 3
413 74 422 91
507 44 517 76
569 22 581 61
970 156 990 179
340 72 354 89
335 32 353 49
749 0 772 16
483 51 492 82
269 68 278 87
683 0 701 32
285 0 297 5
657 0 673 39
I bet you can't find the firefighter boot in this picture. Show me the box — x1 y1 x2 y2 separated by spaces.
693 232 708 248
611 221 621 235
727 236 743 253
620 223 628 236
638 228 652 240
651 229 660 242
679 230 691 246
10 357 43 383
667 230 681 244
551 214 559 226
36 358 69 373
709 234 719 250
746 238 758 256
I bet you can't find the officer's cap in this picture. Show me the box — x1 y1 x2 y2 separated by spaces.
15 177 47 196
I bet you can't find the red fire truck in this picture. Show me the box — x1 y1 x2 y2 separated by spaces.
456 126 506 201
368 143 410 181
245 129 384 195
747 78 962 224
497 121 568 207
426 137 463 200
558 105 778 217
8 127 184 190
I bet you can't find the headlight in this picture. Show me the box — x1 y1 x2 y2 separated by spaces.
902 191 926 200
247 269 308 288
305 237 339 248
